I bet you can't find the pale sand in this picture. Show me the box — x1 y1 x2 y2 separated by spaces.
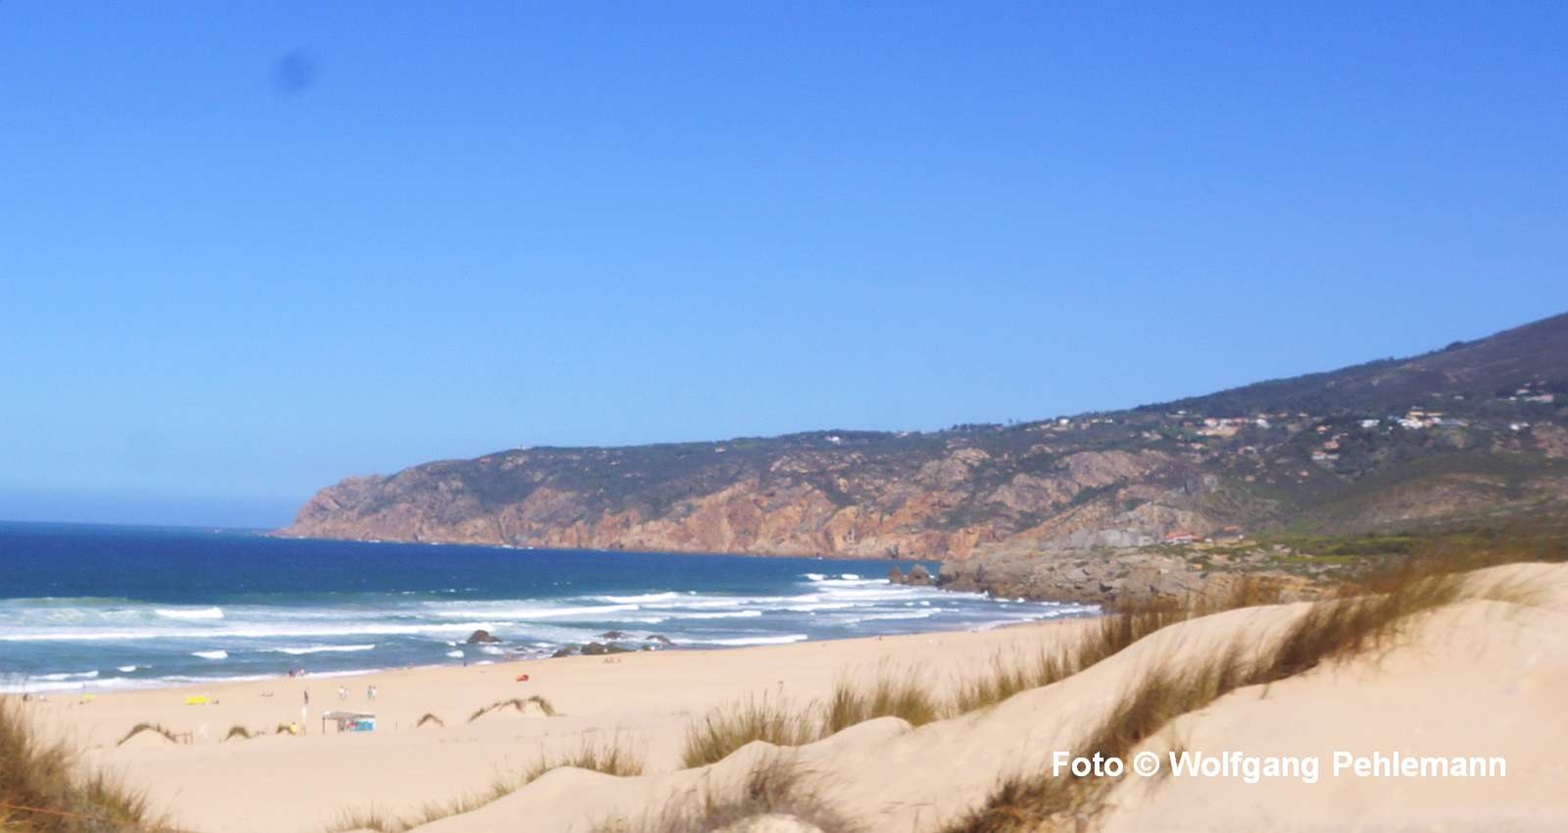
21 563 1568 833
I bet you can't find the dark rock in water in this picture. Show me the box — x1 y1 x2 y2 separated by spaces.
600 630 630 640
582 641 635 656
645 634 674 645
550 646 576 658
887 567 906 584
466 629 502 644
905 564 933 586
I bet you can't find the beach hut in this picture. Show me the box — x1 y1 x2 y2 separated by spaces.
321 710 376 734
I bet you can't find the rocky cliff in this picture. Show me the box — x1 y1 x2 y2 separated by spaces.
281 312 1568 558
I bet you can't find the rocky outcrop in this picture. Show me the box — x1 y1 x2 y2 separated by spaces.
465 629 502 644
937 547 1323 606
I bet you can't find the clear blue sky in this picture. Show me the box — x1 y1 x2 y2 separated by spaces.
2 2 1565 528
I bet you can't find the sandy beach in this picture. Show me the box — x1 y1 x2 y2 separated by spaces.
19 562 1568 833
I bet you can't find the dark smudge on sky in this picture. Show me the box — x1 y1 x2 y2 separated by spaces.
272 48 319 95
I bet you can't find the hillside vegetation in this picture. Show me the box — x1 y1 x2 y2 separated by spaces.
281 312 1568 559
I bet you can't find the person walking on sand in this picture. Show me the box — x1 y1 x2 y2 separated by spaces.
338 685 347 701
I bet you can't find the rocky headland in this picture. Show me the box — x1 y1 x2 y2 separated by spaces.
280 312 1568 602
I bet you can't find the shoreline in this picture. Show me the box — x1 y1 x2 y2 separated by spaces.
15 562 1567 833
8 611 1090 697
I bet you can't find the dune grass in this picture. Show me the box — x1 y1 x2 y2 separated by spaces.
524 735 646 781
2 698 156 832
115 722 180 747
466 695 556 723
824 667 944 734
940 562 1540 832
680 577 1291 769
679 693 823 769
329 776 518 833
415 713 444 728
223 725 259 742
328 735 642 832
593 753 861 833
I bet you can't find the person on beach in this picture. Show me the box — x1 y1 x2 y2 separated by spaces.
338 685 346 701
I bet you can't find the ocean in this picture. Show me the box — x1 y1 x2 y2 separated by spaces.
0 522 1095 693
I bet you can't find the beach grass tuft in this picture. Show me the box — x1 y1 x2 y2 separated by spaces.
223 725 259 742
593 753 861 833
524 735 646 781
329 734 643 832
415 713 445 728
2 697 157 832
466 695 556 723
680 694 823 769
824 668 944 734
115 722 180 747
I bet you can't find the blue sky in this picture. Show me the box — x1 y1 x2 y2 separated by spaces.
2 2 1566 528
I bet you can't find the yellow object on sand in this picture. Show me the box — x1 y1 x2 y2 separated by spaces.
184 695 208 706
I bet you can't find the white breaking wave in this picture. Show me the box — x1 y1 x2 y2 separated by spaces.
425 603 640 620
34 670 99 682
445 650 464 658
117 665 138 673
0 620 510 643
154 606 224 620
266 644 377 656
190 650 228 660
846 611 939 622
593 591 682 604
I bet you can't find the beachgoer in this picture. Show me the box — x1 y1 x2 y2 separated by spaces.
367 685 377 700
338 685 346 701
303 689 310 707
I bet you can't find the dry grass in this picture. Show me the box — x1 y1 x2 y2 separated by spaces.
465 695 556 723
681 581 1285 769
1 698 156 832
222 725 258 742
329 777 517 833
593 753 862 833
941 559 1541 833
680 694 824 769
115 722 179 747
525 735 647 781
328 735 642 832
415 713 444 728
825 668 944 734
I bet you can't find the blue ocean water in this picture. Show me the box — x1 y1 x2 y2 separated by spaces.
0 522 1095 692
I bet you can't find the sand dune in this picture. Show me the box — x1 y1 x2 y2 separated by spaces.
19 563 1568 833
